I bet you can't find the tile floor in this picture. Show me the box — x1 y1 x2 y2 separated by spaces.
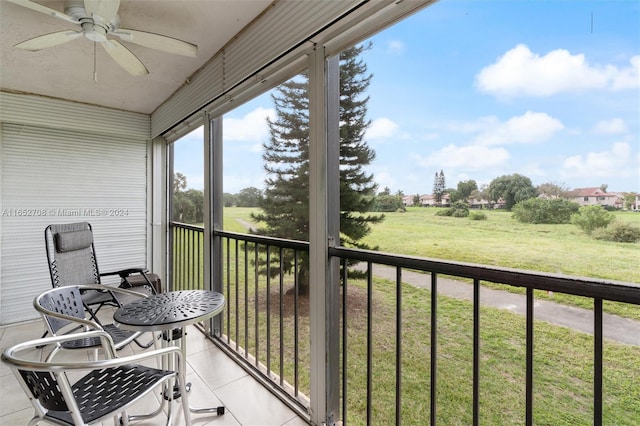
0 317 309 426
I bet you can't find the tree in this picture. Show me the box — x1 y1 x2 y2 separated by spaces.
433 170 445 206
173 172 187 193
536 182 569 199
512 198 579 224
236 187 263 207
412 194 421 206
253 43 383 295
622 193 636 210
571 205 614 235
487 173 537 210
457 180 478 202
172 172 204 223
450 179 477 203
372 193 405 212
223 192 238 207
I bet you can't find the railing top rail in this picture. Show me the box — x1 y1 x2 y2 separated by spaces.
170 221 205 232
330 246 640 305
214 229 311 251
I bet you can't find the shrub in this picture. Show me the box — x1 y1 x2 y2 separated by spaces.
436 201 469 218
469 211 487 221
592 220 640 243
512 198 579 224
570 205 615 235
435 208 452 217
372 194 406 212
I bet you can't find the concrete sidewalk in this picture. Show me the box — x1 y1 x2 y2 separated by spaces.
359 263 640 346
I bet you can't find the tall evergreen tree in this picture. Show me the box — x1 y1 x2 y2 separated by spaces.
433 170 446 206
252 43 383 295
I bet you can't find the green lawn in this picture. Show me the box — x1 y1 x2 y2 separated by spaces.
222 206 640 319
187 207 640 424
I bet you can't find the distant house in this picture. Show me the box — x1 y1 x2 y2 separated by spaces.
402 195 415 207
420 193 450 207
567 187 622 208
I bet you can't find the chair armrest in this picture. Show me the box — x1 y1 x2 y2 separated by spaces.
2 330 185 373
76 283 150 299
100 268 148 278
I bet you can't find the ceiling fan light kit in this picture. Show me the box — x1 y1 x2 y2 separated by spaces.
9 0 198 76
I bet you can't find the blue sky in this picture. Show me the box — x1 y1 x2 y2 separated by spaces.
175 0 639 196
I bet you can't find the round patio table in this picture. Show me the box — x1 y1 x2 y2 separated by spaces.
114 289 226 416
114 289 225 332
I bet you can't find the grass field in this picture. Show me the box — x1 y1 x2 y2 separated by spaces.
222 206 640 319
187 207 640 424
222 206 640 282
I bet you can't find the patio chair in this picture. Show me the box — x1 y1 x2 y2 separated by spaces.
44 222 160 322
35 285 153 359
1 329 191 426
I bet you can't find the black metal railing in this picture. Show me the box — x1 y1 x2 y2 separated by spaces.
170 222 204 291
169 221 640 425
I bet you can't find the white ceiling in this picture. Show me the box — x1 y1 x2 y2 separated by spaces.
0 0 273 114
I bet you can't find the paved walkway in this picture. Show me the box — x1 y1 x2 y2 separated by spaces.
235 219 639 346
357 263 640 346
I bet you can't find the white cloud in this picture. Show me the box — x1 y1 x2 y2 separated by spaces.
475 44 639 97
224 107 275 141
386 40 406 55
445 116 500 134
366 117 400 140
592 118 627 135
413 144 510 170
562 142 638 179
473 111 564 146
611 55 640 90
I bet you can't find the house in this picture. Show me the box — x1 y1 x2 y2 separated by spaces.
420 193 450 207
402 195 415 206
567 187 622 209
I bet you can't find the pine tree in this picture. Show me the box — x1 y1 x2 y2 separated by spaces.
433 170 446 206
252 43 383 295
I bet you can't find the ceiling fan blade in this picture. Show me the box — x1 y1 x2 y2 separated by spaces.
113 29 198 57
84 0 120 23
102 39 148 76
15 31 83 51
6 0 77 24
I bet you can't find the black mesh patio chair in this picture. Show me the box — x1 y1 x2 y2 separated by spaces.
35 285 153 359
44 222 159 322
1 330 191 426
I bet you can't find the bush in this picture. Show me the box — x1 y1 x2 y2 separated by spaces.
592 220 640 243
372 194 406 212
469 211 487 221
436 201 469 218
570 205 615 235
512 198 579 224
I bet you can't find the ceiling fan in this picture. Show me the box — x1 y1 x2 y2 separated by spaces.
8 0 198 76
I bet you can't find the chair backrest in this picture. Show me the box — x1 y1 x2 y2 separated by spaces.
45 222 101 288
18 369 70 412
36 285 90 335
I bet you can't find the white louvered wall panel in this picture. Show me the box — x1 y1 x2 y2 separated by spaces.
0 92 149 138
1 121 149 324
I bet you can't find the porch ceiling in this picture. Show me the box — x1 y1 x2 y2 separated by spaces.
0 0 272 114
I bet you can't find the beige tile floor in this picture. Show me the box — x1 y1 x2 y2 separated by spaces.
0 317 309 426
